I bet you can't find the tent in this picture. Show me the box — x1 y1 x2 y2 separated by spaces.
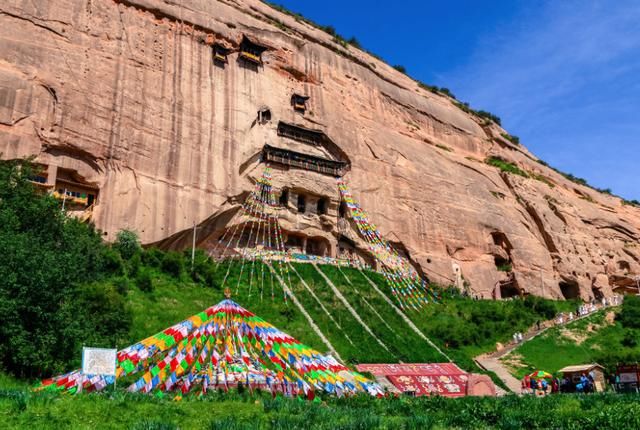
40 299 381 397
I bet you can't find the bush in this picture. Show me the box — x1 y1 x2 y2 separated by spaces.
142 248 163 268
392 64 407 74
161 251 185 278
485 157 529 178
114 229 141 260
618 295 640 329
500 133 520 145
128 252 142 277
113 276 130 295
135 270 154 293
621 330 638 348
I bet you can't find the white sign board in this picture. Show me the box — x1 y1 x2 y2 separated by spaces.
620 372 638 383
82 347 117 376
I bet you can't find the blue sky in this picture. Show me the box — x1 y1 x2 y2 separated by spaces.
271 0 640 200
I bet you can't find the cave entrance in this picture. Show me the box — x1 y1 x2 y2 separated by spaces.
500 283 520 299
559 280 580 300
591 287 604 301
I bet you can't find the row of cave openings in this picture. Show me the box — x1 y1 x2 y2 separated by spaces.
490 231 630 301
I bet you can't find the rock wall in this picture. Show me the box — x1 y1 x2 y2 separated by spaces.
1 0 639 299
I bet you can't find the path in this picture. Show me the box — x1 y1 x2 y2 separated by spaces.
474 302 621 395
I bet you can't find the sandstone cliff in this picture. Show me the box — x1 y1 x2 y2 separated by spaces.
1 0 638 299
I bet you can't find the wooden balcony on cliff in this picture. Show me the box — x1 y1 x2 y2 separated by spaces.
262 144 347 177
277 122 326 146
291 93 309 113
239 35 269 65
212 43 231 64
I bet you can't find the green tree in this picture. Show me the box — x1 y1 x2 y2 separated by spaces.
114 229 141 260
0 159 130 377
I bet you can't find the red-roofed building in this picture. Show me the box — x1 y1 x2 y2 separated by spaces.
356 363 496 397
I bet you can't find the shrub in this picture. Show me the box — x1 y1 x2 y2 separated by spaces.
496 263 512 272
347 37 361 49
128 252 142 277
476 110 502 126
161 251 185 278
114 229 141 260
100 247 125 277
135 270 154 293
392 64 407 74
621 330 638 348
500 133 520 145
485 157 529 178
113 276 130 295
618 295 640 329
142 248 163 268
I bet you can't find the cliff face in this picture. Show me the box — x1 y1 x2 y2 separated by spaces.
1 0 639 299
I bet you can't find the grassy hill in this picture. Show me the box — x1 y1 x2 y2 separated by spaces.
86 256 580 376
501 302 640 379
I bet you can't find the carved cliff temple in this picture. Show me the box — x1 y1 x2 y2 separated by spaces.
283 232 330 257
262 145 348 177
291 93 309 113
28 164 98 221
212 43 231 65
277 122 325 146
239 35 269 65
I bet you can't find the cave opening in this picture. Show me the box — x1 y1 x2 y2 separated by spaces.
297 194 306 213
559 280 580 300
500 283 520 299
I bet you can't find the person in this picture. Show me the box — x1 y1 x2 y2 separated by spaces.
540 378 548 395
536 320 541 331
522 375 531 394
552 377 559 394
530 377 537 394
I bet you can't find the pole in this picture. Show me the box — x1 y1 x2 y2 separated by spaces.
61 188 67 211
191 221 197 272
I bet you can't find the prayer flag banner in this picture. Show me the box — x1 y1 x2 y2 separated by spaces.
40 299 382 398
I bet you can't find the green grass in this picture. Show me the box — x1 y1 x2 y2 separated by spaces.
1 388 640 429
55 258 581 379
485 157 529 178
502 308 640 379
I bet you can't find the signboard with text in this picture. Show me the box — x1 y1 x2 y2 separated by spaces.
82 347 117 376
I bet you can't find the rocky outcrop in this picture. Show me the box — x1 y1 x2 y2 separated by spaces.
1 0 638 299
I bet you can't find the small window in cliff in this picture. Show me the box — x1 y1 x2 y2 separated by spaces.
291 93 309 113
279 189 289 207
297 194 306 213
239 35 268 65
212 43 231 65
258 107 271 124
317 197 328 215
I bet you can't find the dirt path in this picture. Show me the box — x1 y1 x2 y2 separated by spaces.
474 302 621 395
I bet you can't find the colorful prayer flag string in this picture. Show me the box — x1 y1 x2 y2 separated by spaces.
39 299 382 398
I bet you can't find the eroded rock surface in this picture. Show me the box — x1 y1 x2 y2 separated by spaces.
1 0 639 299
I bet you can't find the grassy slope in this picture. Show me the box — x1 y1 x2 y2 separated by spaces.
502 308 638 379
115 260 577 372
